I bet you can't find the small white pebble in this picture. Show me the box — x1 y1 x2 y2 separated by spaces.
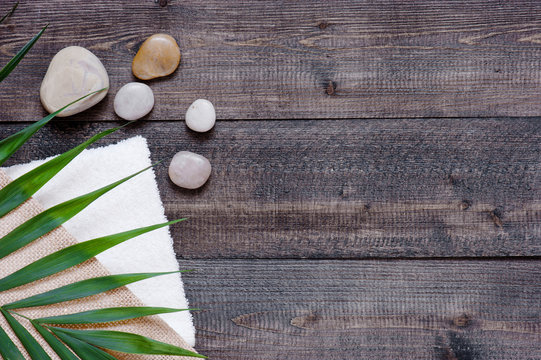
169 151 211 189
114 82 154 120
185 99 216 132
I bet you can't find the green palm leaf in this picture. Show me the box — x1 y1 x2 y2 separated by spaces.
0 12 202 357
52 330 120 360
0 87 107 166
32 321 79 360
0 163 154 260
0 322 24 360
36 306 194 325
0 2 18 25
0 124 123 218
0 25 47 83
0 219 185 292
3 271 183 309
0 309 51 359
48 327 206 358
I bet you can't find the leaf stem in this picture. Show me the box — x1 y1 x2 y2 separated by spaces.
7 310 31 321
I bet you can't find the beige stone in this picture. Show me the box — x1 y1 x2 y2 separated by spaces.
40 46 109 117
168 151 211 189
132 34 181 80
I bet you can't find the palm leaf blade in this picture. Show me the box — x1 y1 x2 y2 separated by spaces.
0 219 185 292
36 306 193 325
0 321 25 360
51 330 119 360
0 88 106 166
49 327 206 358
0 125 120 218
0 2 18 25
32 321 79 360
0 164 153 260
0 25 46 83
0 309 51 359
0 9 205 357
3 271 181 309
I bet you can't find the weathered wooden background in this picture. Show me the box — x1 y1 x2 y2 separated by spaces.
1 1 540 359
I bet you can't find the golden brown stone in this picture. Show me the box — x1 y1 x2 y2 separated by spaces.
132 34 181 80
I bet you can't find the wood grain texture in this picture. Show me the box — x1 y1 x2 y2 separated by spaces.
2 1 540 358
2 1 541 120
182 259 541 360
1 118 539 259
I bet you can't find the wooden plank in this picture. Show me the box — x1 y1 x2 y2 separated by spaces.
1 118 539 258
181 259 541 360
2 1 541 120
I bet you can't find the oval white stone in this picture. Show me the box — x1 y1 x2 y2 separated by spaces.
168 151 211 189
185 99 216 132
40 46 109 117
114 82 154 120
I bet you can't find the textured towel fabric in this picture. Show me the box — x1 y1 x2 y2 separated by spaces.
0 170 196 360
3 136 196 347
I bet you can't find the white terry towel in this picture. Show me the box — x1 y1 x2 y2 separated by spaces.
3 136 196 347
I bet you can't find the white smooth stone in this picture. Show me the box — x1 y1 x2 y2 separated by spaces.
168 151 211 189
185 99 216 132
40 46 109 117
114 82 154 120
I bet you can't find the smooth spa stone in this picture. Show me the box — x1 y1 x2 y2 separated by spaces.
40 46 109 117
185 99 216 132
114 82 154 120
132 34 181 80
168 151 212 190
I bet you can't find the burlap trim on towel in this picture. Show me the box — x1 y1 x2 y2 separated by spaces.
0 170 196 359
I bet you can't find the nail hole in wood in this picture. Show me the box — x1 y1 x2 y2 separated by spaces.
489 208 503 228
325 81 336 95
452 314 470 328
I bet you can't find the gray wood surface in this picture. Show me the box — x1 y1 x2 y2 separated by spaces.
0 1 539 359
2 1 541 120
182 259 541 360
1 119 539 259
